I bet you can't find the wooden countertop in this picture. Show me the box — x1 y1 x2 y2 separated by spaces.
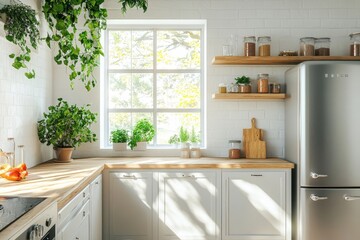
0 157 294 238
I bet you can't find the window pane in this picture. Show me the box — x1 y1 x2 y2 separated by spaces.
109 73 153 109
109 30 153 69
157 112 201 144
157 30 201 69
157 73 200 109
109 112 153 133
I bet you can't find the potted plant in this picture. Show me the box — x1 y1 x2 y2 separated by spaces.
189 127 201 158
110 129 129 151
168 134 180 147
179 126 190 149
0 3 40 79
235 76 252 93
128 118 155 150
37 98 97 162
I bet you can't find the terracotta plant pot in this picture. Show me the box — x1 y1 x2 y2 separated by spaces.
238 84 252 93
54 147 74 163
113 143 127 151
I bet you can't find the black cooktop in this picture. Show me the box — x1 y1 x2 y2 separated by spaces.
0 196 45 232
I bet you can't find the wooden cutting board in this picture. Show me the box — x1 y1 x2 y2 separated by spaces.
243 118 264 157
247 139 267 159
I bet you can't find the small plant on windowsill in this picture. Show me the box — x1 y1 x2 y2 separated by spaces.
128 118 155 150
235 75 252 93
189 127 201 148
110 129 129 151
0 2 40 79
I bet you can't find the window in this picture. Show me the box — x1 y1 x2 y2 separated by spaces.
101 20 206 148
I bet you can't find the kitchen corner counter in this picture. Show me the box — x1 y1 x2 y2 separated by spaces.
0 157 293 238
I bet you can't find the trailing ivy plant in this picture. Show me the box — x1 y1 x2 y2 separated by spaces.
42 0 108 91
119 0 148 13
0 3 40 79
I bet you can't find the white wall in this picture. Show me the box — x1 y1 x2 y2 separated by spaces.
0 0 53 167
52 0 360 158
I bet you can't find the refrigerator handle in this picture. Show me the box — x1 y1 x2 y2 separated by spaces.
310 172 328 179
310 194 328 201
344 195 360 201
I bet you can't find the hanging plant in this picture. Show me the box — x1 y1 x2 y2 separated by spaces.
0 3 40 79
119 0 148 13
42 0 108 91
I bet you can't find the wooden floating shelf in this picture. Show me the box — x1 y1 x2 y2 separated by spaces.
212 93 288 100
212 56 360 65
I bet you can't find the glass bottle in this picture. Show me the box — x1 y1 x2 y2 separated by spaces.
257 36 271 56
315 38 331 56
349 32 360 56
299 37 315 56
244 36 256 56
257 73 269 93
229 140 241 159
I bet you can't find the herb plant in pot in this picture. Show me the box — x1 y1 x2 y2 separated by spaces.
37 98 97 162
235 76 252 93
128 119 155 151
110 129 129 151
179 126 190 149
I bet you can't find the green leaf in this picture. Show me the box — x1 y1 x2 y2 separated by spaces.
9 54 15 58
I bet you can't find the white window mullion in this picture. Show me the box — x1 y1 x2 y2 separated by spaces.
153 29 158 145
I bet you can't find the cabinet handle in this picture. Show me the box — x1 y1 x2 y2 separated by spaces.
123 174 137 179
83 211 86 217
251 174 263 177
181 174 196 178
76 237 79 240
310 172 328 179
83 192 86 198
310 194 328 201
95 181 99 185
344 195 360 201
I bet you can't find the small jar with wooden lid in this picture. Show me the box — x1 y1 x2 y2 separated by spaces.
299 37 315 56
257 36 271 56
257 73 269 93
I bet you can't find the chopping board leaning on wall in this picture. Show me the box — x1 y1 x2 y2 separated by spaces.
243 118 267 159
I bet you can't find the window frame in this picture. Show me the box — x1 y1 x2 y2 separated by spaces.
100 20 206 149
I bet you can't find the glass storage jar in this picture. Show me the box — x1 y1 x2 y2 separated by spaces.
349 32 360 56
229 140 241 159
315 38 331 56
299 37 315 56
244 36 256 56
257 73 269 93
257 36 271 56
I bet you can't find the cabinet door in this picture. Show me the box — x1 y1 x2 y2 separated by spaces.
157 170 221 240
108 171 153 240
222 170 289 240
90 174 102 240
58 199 90 240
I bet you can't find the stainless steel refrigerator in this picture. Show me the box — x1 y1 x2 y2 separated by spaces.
285 61 360 240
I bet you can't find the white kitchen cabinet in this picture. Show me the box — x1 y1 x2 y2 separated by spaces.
104 171 154 240
90 174 102 240
222 170 291 240
57 186 91 240
157 170 221 240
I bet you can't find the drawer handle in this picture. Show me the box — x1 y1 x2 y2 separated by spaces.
123 174 137 179
310 194 328 201
344 195 360 201
83 192 86 198
251 174 263 177
182 174 196 178
83 211 86 217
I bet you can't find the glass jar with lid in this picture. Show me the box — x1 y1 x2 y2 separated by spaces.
299 37 315 56
257 73 269 93
349 32 360 56
229 140 241 159
243 36 256 56
315 38 331 56
257 36 271 56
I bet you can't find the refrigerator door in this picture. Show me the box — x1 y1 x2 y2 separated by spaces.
300 61 360 187
300 188 360 240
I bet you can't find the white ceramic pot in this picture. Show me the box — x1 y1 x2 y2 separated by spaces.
134 141 147 151
112 142 127 151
